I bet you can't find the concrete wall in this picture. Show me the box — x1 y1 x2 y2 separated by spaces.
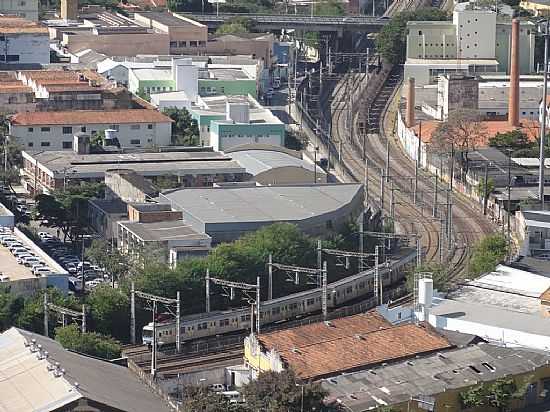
105 171 153 203
199 79 257 98
495 23 536 74
5 33 49 65
10 121 172 150
206 36 273 67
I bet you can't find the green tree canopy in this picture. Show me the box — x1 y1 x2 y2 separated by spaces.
33 182 105 241
488 129 531 150
468 234 508 277
180 386 237 411
215 17 253 35
86 285 129 342
242 370 327 411
167 0 212 12
162 107 200 146
315 0 345 15
376 8 449 64
55 324 121 359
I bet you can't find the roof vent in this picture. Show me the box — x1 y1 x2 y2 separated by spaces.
324 321 333 327
74 382 79 388
291 347 301 354
355 334 365 340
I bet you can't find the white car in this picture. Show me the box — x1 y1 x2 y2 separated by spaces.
23 256 41 266
16 254 33 264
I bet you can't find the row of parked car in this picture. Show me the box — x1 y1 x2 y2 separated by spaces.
37 231 110 291
0 227 55 278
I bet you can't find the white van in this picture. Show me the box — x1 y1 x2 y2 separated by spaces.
221 391 244 404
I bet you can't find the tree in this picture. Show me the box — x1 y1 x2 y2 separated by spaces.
315 0 345 15
376 8 449 64
468 234 508 276
55 324 121 359
0 287 24 332
33 182 105 241
489 129 531 151
179 386 237 411
242 370 327 412
430 109 487 176
216 17 252 35
167 0 212 12
405 263 448 292
476 177 495 203
460 377 530 412
162 107 200 146
86 239 130 286
86 285 129 342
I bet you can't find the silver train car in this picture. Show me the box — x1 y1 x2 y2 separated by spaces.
142 249 416 346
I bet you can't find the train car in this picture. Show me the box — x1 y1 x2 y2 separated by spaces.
142 249 416 346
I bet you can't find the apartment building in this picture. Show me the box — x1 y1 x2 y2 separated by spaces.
189 95 284 150
133 11 207 55
0 0 39 20
9 109 172 150
405 3 535 85
0 16 49 65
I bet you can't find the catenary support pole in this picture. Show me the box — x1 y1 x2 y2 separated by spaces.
268 254 273 301
205 269 210 313
176 291 181 353
81 305 86 333
130 282 136 345
43 292 48 338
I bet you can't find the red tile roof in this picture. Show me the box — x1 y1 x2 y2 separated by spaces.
0 16 48 34
257 312 452 380
412 119 540 146
10 110 173 126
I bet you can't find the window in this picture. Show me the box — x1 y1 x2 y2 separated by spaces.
28 142 33 147
6 55 19 62
199 41 206 47
190 41 197 47
109 125 119 131
27 127 33 132
130 139 141 145
62 141 72 149
170 41 177 47
418 30 422 35
0 35 4 41
130 124 141 130
62 126 72 134
40 127 50 132
178 41 187 47
147 124 153 130
20 1 26 5
81 126 86 132
40 142 50 147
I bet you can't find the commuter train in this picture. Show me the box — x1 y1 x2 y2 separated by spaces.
142 249 416 346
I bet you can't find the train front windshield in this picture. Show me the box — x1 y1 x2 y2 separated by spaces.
142 329 153 343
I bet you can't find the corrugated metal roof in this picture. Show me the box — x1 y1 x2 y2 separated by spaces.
230 149 324 176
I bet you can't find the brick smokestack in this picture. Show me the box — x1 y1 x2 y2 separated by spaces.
406 77 416 127
508 19 520 127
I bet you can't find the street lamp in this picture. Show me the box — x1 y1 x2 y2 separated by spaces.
538 18 550 210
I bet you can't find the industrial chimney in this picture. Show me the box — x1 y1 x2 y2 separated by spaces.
61 0 78 20
508 19 520 127
406 77 416 127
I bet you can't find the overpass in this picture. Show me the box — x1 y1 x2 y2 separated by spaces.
183 13 390 33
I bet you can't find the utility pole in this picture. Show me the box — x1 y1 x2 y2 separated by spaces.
205 269 210 312
364 157 369 205
389 181 395 231
539 18 550 210
507 149 512 260
432 170 438 218
414 121 422 204
385 138 390 183
374 245 380 304
447 191 453 250
380 168 385 211
130 282 135 344
359 215 365 272
268 254 273 301
483 162 489 215
321 261 328 319
416 237 422 267
151 300 157 378
43 292 49 338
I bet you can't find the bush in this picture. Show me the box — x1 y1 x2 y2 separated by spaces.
468 234 508 277
55 324 121 359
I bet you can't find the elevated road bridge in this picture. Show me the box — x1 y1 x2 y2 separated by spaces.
183 13 389 33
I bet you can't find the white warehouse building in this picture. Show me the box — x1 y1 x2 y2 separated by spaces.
8 109 173 150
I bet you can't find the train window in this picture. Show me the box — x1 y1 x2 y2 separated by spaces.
336 291 340 297
198 322 208 330
359 282 365 289
346 287 353 294
272 307 280 315
220 319 230 327
290 303 298 310
306 298 315 306
158 332 162 337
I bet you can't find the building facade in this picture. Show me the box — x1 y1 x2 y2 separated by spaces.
0 16 49 65
9 109 172 151
405 5 535 86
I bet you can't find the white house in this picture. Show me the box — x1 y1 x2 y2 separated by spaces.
0 16 49 65
9 109 173 150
